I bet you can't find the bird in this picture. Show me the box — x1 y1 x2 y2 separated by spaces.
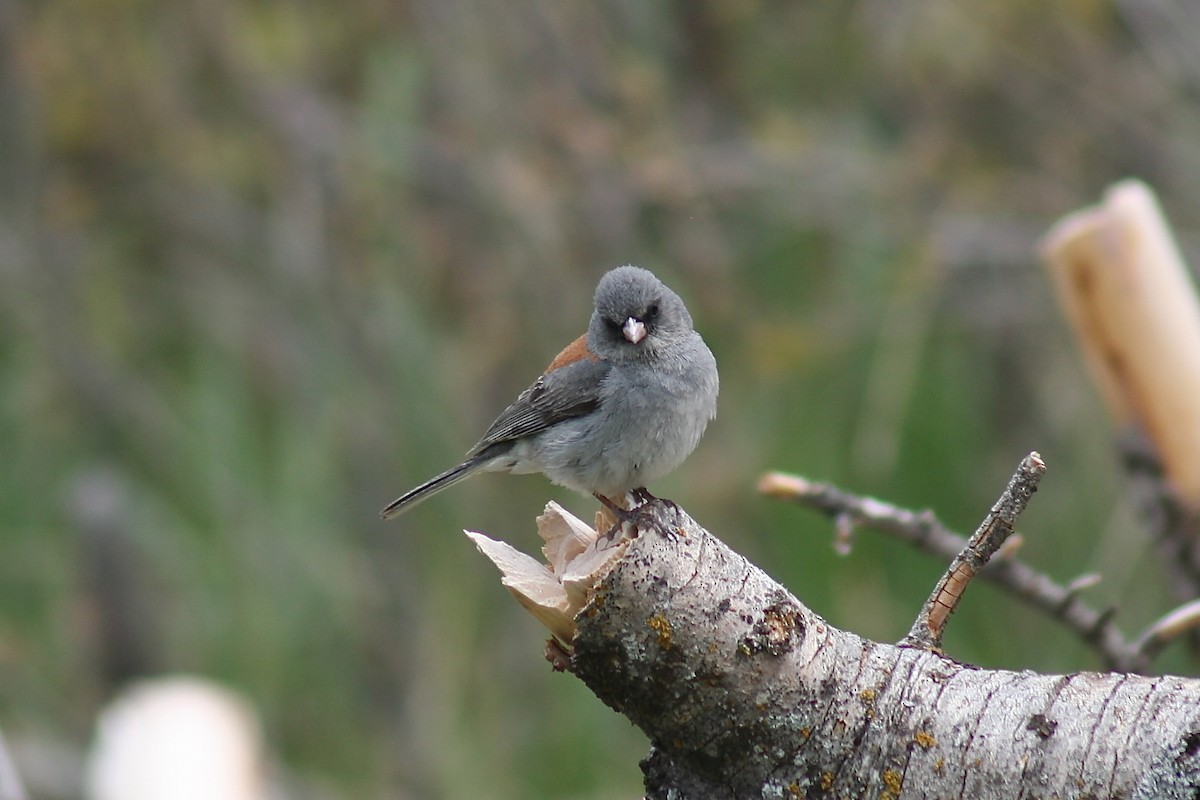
380 265 718 520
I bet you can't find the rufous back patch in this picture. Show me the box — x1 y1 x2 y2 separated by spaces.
546 333 601 372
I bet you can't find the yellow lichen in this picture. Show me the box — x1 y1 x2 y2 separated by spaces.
881 768 903 799
647 612 673 650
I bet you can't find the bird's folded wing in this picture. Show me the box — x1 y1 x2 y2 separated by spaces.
468 358 610 456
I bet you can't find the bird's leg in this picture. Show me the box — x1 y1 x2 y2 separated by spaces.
594 493 637 542
632 486 680 515
595 492 633 519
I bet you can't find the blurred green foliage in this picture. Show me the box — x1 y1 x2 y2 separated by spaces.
3 0 1200 796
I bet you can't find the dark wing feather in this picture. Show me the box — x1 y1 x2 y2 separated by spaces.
467 357 609 458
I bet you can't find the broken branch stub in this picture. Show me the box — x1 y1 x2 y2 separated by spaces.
902 451 1046 652
465 502 628 645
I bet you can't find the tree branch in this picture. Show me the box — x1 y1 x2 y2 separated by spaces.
759 469 1145 671
469 500 1200 798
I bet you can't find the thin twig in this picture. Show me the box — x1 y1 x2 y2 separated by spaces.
1131 599 1200 666
759 458 1144 671
899 452 1047 652
1119 427 1200 659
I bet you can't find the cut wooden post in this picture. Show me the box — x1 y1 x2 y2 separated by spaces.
1042 179 1200 508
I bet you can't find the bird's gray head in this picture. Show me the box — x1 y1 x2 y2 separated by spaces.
588 265 695 362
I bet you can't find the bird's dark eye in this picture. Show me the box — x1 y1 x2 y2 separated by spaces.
604 317 621 331
646 302 660 319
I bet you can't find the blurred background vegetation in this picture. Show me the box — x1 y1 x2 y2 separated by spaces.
3 0 1200 796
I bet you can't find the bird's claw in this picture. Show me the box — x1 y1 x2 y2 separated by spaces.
595 490 685 542
631 487 656 506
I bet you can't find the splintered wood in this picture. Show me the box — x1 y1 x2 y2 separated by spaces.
1042 179 1200 507
465 503 627 645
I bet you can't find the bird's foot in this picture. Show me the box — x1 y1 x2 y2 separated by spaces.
632 487 683 521
596 490 683 542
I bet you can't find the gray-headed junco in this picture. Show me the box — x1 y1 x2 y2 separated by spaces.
380 265 719 519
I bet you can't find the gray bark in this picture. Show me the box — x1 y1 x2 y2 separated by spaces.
571 501 1200 800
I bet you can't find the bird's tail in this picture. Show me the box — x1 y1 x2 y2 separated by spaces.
379 459 484 520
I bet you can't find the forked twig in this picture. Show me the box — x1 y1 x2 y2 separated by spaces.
760 454 1168 672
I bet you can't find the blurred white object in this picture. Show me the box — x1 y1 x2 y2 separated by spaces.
0 725 28 800
85 676 266 800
